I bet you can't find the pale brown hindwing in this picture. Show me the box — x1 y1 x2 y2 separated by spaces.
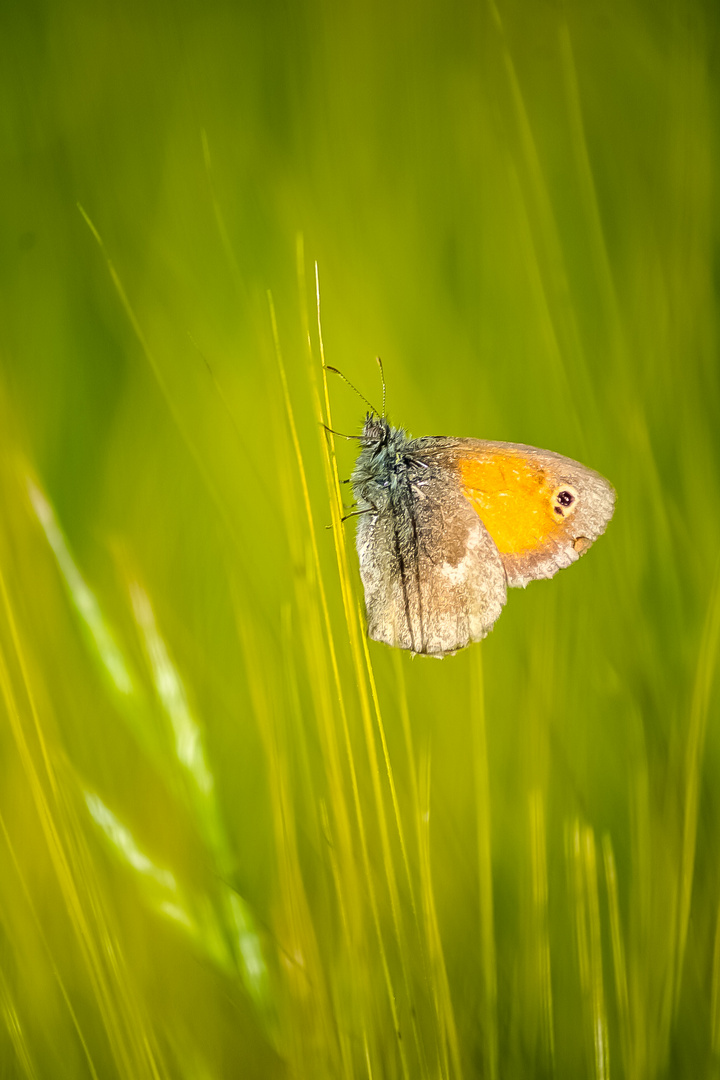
355 451 507 655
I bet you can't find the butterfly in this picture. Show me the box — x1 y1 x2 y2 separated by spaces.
350 412 615 656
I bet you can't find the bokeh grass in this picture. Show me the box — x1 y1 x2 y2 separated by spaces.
1 0 719 1076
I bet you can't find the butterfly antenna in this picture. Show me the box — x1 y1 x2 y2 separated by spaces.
324 366 380 415
376 356 386 419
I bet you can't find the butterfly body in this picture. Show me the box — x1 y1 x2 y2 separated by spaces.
351 414 615 656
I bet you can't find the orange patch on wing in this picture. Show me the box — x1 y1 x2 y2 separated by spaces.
458 452 561 555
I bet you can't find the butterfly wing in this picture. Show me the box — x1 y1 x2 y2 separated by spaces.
415 438 615 587
354 447 507 656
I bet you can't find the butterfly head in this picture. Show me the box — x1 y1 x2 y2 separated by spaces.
361 412 392 446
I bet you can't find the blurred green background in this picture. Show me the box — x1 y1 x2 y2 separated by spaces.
1 0 719 1076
